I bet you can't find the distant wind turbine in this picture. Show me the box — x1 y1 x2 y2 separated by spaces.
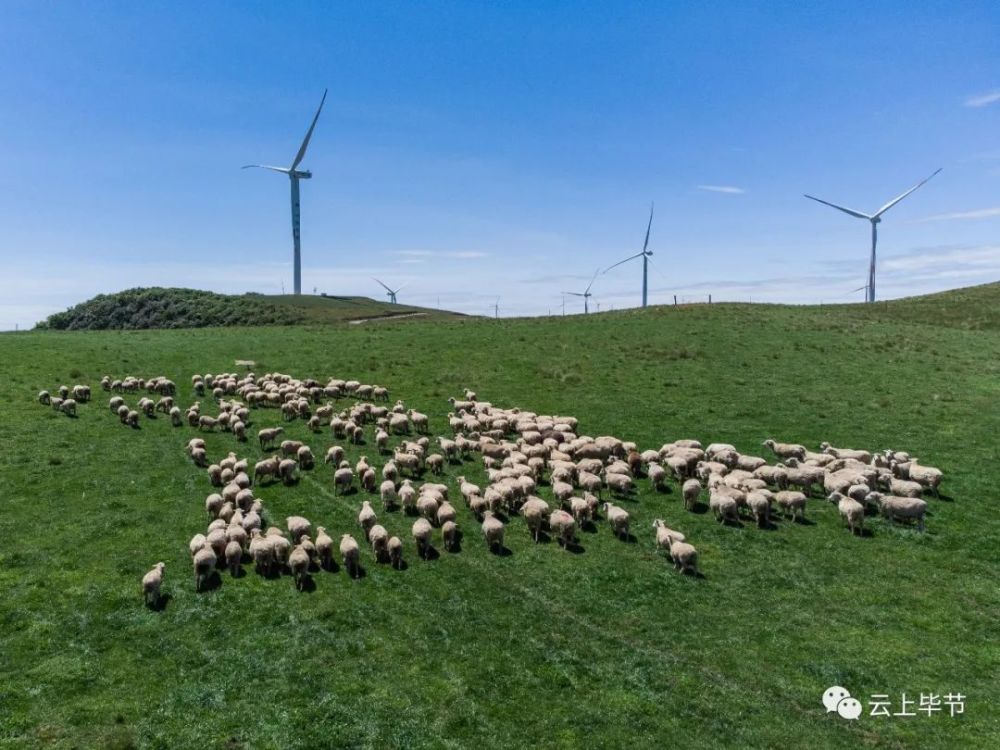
604 203 655 307
373 278 406 304
804 169 941 303
243 89 328 296
491 296 500 319
564 269 600 314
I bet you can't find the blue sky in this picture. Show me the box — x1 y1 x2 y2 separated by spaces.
0 1 998 328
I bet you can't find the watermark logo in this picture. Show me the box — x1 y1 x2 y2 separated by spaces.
824 687 965 719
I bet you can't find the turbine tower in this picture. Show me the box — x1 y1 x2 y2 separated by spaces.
243 89 328 295
804 169 941 303
564 269 600 314
373 278 405 304
604 203 655 307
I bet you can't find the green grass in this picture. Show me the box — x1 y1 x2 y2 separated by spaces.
2 286 999 748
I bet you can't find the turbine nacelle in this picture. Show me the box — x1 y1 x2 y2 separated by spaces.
291 170 312 180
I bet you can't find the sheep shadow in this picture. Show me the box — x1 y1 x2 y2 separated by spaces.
147 592 172 612
230 566 248 579
563 541 586 555
534 530 553 545
200 571 222 592
855 527 874 538
580 521 598 534
392 558 410 571
791 516 816 526
689 501 709 515
490 544 513 557
757 519 780 532
720 518 744 529
934 493 954 503
421 546 441 562
320 558 340 574
297 575 317 593
615 533 638 544
655 485 672 494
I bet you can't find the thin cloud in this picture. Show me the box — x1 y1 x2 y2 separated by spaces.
964 90 1000 108
696 185 745 194
391 250 489 259
913 207 1000 223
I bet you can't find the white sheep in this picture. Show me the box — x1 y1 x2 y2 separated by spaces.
286 516 311 543
868 492 927 531
709 493 739 524
602 502 631 540
289 544 311 590
762 439 806 461
829 491 865 535
193 544 217 592
774 490 807 521
481 511 505 552
519 496 550 542
436 501 457 527
225 540 243 577
682 478 701 511
368 524 389 562
141 562 165 606
340 534 361 577
412 518 434 560
334 465 354 495
358 501 377 534
315 527 334 569
388 535 404 567
549 509 576 549
442 521 458 552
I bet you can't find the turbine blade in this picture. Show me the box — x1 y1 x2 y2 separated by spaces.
585 268 600 294
873 168 943 217
641 203 654 254
803 194 871 220
603 253 644 273
372 278 392 293
564 292 586 297
242 164 292 174
290 89 328 171
394 283 408 293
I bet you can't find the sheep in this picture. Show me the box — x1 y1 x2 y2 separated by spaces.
334 465 354 494
278 458 299 484
60 398 77 417
829 491 865 535
258 427 284 450
286 516 311 543
868 492 927 531
441 521 458 552
417 494 439 523
368 524 389 562
38 390 51 405
603 502 631 540
199 415 217 431
515 495 551 543
652 519 676 554
436 501 457 527
656 522 699 575
762 439 806 461
289 544 311 590
248 529 274 575
314 527 334 569
189 533 207 558
820 443 872 463
358 501 377 535
568 496 592 525
388 535 404 567
647 463 668 491
225 522 247 550
682 478 701 511
906 463 943 498
339 534 360 577
605 472 633 497
360 467 377 493
709 493 739 524
746 490 772 528
281 439 305 457
549 509 576 549
225 540 243 577
774 490 807 521
377 479 398 511
207 464 223 487
426 453 445 475
141 562 165 606
481 511 505 552
324 445 345 467
408 409 429 433
398 480 418 513
877 475 925 499
412 518 434 560
193 544 217 592
253 456 279 486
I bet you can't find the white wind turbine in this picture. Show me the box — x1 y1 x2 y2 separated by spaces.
604 203 655 307
373 278 406 304
243 89 328 295
804 169 941 303
564 269 600 314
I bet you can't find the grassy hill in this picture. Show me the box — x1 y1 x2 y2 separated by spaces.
35 287 463 330
2 283 998 748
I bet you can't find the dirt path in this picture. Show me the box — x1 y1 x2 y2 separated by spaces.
348 312 428 325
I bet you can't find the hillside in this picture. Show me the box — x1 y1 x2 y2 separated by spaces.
2 283 998 748
34 287 462 330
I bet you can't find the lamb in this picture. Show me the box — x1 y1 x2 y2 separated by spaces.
481 511 505 552
412 518 434 560
257 427 284 450
774 490 807 521
829 491 865 535
193 544 217 592
225 540 243 577
340 534 361 577
441 521 458 552
519 497 550 542
549 509 576 549
388 535 404 567
358 500 377 534
868 492 927 531
141 562 165 606
286 516 311 543
288 544 311 590
762 439 806 461
602 502 631 540
682 478 702 511
315 527 334 569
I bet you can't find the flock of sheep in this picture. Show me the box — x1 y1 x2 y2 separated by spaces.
38 370 946 608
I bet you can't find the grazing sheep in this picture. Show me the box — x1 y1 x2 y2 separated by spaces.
288 544 311 590
408 409 429 433
324 445 345 466
877 475 924 499
906 463 943 498
481 511 505 552
334 465 354 494
647 463 667 491
709 493 739 524
253 456 279 485
379 479 398 510
441 521 458 552
358 501 377 534
549 509 576 549
225 541 242 577
141 562 165 606
603 502 631 540
258 427 284 450
605 472 633 496
198 415 217 431
170 406 183 426
278 458 298 484
436 501 457 527
193 545 217 592
568 496 592 525
248 529 273 574
657 523 699 575
189 445 206 465
829 491 865 535
398 480 418 513
368 524 389 562
519 497 550 542
774 491 807 521
412 518 434 560
746 491 772 527
38 390 51 405
426 453 445 475
286 516 311 543
232 420 246 441
762 439 806 461
682 478 701 511
388 535 404 567
868 492 928 531
315 527 334 568
60 399 77 417
338 534 360 577
207 464 223 487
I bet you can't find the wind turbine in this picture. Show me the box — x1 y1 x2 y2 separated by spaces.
373 278 406 304
491 296 500 319
804 169 941 303
564 269 600 314
604 203 654 307
243 89 328 295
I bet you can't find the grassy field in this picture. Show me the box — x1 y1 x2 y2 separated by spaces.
1 285 998 749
